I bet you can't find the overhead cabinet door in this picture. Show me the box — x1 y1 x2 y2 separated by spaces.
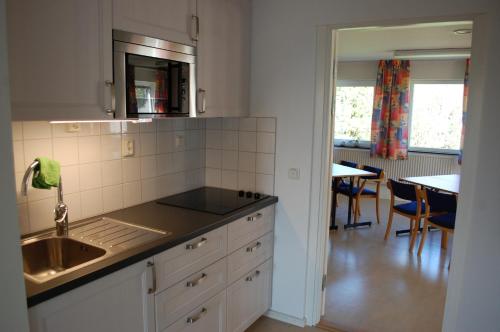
7 0 113 121
113 0 197 45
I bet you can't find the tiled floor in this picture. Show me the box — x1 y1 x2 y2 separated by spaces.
322 197 451 332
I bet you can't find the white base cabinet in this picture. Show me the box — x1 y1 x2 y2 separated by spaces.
28 205 275 332
28 259 155 332
226 259 273 332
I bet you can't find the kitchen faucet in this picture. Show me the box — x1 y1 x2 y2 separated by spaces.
21 160 69 236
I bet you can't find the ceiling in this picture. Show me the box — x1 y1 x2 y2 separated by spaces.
337 21 473 61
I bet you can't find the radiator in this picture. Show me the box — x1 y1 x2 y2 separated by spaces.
333 147 460 181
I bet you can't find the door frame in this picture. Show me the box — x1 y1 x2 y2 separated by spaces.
304 14 480 326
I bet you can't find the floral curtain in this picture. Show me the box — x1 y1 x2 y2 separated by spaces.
154 69 168 113
126 64 138 113
370 60 411 160
458 59 470 165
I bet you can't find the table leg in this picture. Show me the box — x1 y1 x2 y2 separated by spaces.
344 176 371 230
441 231 448 249
330 178 339 231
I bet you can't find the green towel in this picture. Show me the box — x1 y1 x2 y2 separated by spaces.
32 157 61 189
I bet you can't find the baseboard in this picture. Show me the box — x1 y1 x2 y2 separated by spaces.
264 309 306 327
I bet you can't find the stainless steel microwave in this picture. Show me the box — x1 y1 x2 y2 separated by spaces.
113 30 197 118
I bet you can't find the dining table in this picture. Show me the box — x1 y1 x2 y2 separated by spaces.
400 174 460 247
331 163 376 230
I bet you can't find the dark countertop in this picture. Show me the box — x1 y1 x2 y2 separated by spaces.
25 190 278 307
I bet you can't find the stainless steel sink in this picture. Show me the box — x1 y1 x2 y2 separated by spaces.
22 237 106 283
22 217 170 283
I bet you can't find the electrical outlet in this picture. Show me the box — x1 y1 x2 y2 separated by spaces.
122 138 135 157
66 123 80 133
288 168 300 180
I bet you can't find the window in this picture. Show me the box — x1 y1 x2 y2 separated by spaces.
409 81 464 154
333 81 374 147
333 79 464 154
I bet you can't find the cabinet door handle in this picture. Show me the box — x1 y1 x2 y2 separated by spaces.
198 88 206 113
186 307 207 324
247 213 263 222
245 270 261 282
246 241 262 253
104 80 115 116
147 261 156 294
186 273 207 287
186 237 207 250
191 15 199 41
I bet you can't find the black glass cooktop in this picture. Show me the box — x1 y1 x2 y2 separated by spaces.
157 187 268 215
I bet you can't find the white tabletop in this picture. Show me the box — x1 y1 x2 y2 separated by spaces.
401 174 460 194
332 163 376 178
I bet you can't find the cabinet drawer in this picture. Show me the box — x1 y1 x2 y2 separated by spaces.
162 291 226 332
155 226 227 292
227 232 273 284
155 258 227 331
226 259 273 332
228 205 275 253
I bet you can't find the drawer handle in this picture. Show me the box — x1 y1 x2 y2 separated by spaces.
246 241 262 253
186 273 207 287
186 237 207 250
147 261 156 294
247 213 263 222
245 270 261 282
186 307 207 324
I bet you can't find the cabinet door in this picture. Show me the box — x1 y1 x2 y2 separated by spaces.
113 0 197 45
7 0 113 121
226 259 273 332
197 0 250 117
28 259 155 332
163 291 226 332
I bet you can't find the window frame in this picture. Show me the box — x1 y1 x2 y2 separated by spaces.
408 79 464 155
333 79 376 148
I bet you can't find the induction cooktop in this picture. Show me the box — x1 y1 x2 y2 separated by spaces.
157 187 268 215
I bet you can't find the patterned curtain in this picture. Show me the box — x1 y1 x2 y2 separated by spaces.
370 60 411 160
126 64 138 113
155 69 168 113
458 59 470 165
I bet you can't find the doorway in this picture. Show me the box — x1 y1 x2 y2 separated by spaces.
318 20 472 332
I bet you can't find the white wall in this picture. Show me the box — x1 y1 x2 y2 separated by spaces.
0 0 29 330
250 0 500 330
337 59 467 81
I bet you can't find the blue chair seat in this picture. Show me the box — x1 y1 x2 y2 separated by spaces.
337 184 376 196
429 213 456 229
394 201 426 215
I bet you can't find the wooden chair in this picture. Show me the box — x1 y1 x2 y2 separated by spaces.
333 160 359 209
417 189 457 256
384 179 425 251
336 165 385 224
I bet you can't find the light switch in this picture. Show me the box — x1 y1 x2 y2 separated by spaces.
175 134 185 149
122 138 135 157
288 168 300 180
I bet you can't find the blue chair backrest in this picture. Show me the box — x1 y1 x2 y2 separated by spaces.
425 189 457 213
389 179 418 201
361 165 383 179
340 160 358 168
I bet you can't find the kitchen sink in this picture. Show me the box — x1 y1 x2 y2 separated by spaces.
22 237 106 283
21 217 170 284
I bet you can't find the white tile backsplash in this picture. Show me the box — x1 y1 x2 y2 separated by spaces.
13 117 275 235
53 137 79 166
78 136 101 163
206 117 276 195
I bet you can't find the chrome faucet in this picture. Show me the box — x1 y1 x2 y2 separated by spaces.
21 160 69 236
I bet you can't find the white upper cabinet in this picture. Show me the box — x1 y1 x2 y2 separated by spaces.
113 0 197 45
7 0 113 121
197 0 250 117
